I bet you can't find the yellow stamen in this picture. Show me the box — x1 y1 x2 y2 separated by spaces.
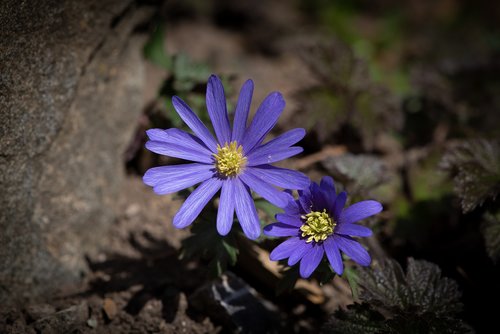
213 141 247 177
300 209 336 243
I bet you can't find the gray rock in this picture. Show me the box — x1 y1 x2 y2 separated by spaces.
0 0 151 303
32 302 89 334
190 272 281 333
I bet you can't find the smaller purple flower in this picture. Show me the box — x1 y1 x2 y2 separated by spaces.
264 177 382 278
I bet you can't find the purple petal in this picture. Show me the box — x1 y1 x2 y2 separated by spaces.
233 178 261 240
263 223 299 237
323 237 344 275
145 141 213 163
319 176 336 212
339 200 383 225
239 170 289 207
146 128 211 156
143 163 213 194
335 223 372 237
172 96 218 152
310 182 328 212
335 235 371 266
288 241 313 266
206 75 231 145
320 176 336 195
298 188 313 213
246 165 309 190
217 181 235 236
173 177 222 228
247 147 303 166
333 191 347 221
246 128 305 163
269 237 302 261
232 79 254 143
299 245 325 278
283 197 302 217
241 92 285 153
276 213 303 227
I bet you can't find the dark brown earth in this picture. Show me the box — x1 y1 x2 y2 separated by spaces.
0 177 352 333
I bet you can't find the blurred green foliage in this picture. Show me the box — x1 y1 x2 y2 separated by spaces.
143 24 233 130
293 39 402 149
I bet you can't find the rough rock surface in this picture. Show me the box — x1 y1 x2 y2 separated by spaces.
0 0 150 303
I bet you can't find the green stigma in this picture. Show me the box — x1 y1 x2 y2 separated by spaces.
300 209 336 243
213 141 247 177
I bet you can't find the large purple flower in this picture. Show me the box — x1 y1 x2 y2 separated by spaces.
264 177 382 278
143 75 309 239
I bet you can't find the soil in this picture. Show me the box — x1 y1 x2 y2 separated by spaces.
0 178 351 333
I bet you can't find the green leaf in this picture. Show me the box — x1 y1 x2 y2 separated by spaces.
255 198 283 226
172 54 211 91
180 216 239 278
343 266 359 300
482 210 500 263
441 138 500 213
357 258 462 316
143 24 172 70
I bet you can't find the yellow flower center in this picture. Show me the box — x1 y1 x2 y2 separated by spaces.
300 209 336 243
213 141 247 177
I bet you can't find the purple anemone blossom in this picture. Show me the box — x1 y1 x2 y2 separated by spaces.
143 75 309 240
264 177 382 278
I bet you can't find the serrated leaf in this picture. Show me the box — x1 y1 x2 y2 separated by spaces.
324 258 470 334
292 38 402 148
322 154 389 195
482 210 500 263
293 88 349 142
324 304 472 334
143 24 172 70
357 258 462 316
322 303 385 334
441 139 500 213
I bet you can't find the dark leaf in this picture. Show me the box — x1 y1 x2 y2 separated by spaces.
324 303 472 334
276 265 301 295
181 216 239 277
482 210 500 263
358 258 462 316
441 139 500 213
386 313 472 334
323 258 470 334
322 303 386 334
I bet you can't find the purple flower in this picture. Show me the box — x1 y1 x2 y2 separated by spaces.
143 75 309 240
264 177 382 278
